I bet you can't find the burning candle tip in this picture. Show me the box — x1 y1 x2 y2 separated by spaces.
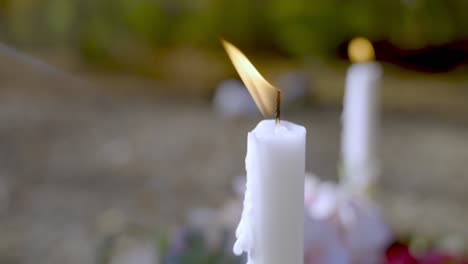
221 39 277 117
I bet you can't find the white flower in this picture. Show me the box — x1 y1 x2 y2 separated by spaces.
304 174 392 264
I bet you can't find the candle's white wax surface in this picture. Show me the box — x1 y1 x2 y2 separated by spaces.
341 62 382 191
234 119 306 264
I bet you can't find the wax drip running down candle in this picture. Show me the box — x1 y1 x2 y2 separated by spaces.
222 40 305 264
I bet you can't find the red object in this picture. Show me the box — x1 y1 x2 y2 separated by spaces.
385 241 468 264
420 251 468 264
385 242 418 264
420 252 452 264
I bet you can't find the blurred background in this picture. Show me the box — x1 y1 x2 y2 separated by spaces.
0 0 467 263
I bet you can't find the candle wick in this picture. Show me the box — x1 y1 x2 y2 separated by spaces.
275 89 281 125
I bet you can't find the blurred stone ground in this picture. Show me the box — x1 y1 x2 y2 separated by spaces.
0 50 467 263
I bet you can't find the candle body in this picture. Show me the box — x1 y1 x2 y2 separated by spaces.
341 62 382 193
234 119 305 264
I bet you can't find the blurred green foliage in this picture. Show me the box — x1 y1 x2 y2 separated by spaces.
1 0 467 61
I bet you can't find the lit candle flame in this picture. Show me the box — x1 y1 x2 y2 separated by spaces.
221 39 277 117
348 37 375 63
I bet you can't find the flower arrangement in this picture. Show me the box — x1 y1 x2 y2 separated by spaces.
148 174 468 264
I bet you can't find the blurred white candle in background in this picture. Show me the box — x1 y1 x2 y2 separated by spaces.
341 37 382 194
222 40 305 264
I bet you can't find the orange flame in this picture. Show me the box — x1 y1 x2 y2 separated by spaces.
221 39 277 117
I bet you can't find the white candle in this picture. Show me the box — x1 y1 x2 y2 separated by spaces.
234 119 305 264
221 40 305 264
341 38 382 193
